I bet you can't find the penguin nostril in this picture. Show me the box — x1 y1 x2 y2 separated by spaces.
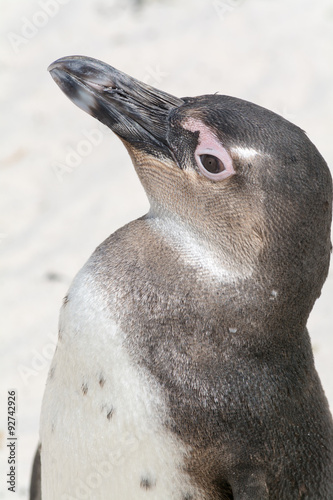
199 154 225 174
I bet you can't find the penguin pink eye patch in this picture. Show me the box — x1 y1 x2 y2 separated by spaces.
182 118 235 181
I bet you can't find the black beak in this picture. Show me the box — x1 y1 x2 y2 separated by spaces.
48 56 183 155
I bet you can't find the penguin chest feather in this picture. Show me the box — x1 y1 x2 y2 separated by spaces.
40 265 205 500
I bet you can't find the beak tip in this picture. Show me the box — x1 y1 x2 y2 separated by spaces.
48 55 183 153
47 58 66 78
47 56 66 73
47 55 83 75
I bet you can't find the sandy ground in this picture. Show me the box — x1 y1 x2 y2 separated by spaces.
0 0 333 497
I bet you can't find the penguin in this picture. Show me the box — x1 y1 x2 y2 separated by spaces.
33 55 333 499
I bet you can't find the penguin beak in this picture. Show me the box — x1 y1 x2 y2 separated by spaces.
48 56 183 157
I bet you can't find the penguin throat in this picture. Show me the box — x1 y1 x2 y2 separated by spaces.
146 215 253 283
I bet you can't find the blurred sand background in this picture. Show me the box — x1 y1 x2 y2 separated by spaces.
0 0 333 497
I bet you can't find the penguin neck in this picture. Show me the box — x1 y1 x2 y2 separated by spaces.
142 210 310 341
145 208 254 283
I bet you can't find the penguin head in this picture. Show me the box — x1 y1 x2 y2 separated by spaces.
49 56 332 317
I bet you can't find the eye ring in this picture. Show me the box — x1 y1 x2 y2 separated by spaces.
199 154 226 174
181 117 235 181
195 147 235 181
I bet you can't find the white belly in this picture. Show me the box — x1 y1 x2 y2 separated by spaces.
40 267 203 500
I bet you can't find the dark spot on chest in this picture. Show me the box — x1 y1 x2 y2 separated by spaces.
101 404 114 420
99 375 106 388
81 383 88 395
140 476 156 490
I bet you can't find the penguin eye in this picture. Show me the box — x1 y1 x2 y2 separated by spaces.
199 154 225 174
181 117 235 181
195 147 235 181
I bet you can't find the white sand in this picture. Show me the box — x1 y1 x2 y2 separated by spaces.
0 0 333 497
